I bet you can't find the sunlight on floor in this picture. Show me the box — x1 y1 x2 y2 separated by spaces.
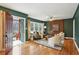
12 45 22 55
12 39 23 55
13 40 23 46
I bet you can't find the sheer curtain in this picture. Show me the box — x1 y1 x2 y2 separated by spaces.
30 21 44 36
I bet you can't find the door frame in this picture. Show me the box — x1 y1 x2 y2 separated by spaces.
19 17 26 42
12 15 26 42
73 19 75 39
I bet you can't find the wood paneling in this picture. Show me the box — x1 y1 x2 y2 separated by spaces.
48 20 64 36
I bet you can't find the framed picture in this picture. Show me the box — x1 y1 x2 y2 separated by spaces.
52 24 59 31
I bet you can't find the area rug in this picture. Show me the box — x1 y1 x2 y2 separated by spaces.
34 39 63 50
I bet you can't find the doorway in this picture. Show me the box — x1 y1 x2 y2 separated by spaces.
12 15 26 46
19 18 26 42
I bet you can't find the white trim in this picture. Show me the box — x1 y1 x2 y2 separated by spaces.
73 19 75 40
65 37 79 52
73 38 79 53
64 37 73 39
72 19 79 52
12 15 18 19
12 15 26 43
20 17 26 43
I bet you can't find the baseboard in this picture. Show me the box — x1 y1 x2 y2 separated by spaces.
64 37 73 39
65 37 79 52
73 38 79 53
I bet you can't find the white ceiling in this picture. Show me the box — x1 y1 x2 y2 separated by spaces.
0 3 78 21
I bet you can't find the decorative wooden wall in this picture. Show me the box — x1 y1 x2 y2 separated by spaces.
48 20 64 36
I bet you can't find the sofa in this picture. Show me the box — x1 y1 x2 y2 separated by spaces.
48 32 64 47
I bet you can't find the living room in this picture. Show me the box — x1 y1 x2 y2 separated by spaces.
0 3 79 55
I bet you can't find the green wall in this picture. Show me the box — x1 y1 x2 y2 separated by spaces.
0 6 28 41
64 19 73 37
30 17 45 23
74 4 79 47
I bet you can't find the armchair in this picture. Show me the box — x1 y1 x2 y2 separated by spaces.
33 32 41 40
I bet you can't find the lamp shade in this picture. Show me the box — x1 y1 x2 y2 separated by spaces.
44 26 46 28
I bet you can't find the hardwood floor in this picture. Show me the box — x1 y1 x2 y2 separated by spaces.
1 39 79 55
20 39 79 55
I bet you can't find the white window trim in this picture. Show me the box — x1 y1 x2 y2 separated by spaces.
12 15 26 42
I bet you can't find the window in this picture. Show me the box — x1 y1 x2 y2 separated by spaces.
35 22 38 32
30 22 34 32
30 21 44 34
